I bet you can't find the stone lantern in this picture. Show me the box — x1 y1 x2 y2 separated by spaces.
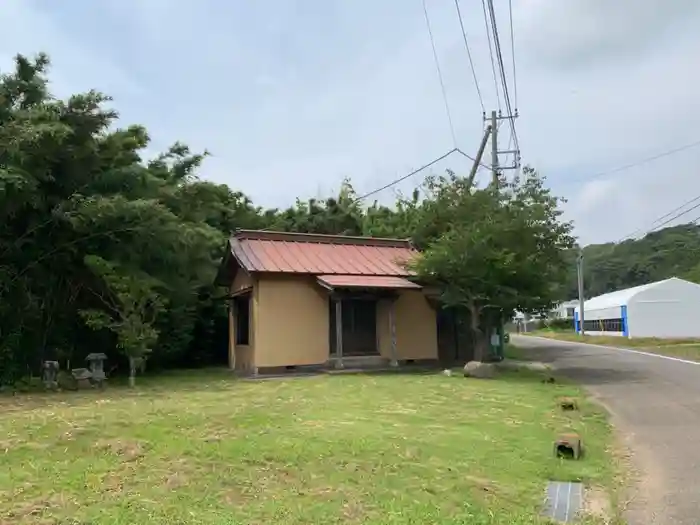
85 353 107 388
42 361 60 390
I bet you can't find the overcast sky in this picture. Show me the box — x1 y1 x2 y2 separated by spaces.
2 0 699 245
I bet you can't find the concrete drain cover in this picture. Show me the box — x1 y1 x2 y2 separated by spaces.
542 481 583 523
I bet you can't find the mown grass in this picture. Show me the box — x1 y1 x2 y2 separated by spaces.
530 329 700 361
0 369 617 524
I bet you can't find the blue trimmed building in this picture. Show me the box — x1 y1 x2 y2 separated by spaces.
574 277 700 339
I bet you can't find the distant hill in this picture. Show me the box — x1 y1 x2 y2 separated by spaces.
562 223 700 299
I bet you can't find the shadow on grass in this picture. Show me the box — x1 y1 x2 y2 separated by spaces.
0 366 447 411
552 366 648 386
509 340 650 385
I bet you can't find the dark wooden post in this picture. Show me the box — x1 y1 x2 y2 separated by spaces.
334 297 344 369
388 297 399 367
227 299 236 370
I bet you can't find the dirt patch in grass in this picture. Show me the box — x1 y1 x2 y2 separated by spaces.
583 486 612 520
0 370 617 524
93 438 147 462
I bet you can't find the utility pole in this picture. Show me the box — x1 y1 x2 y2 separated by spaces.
485 110 520 187
490 110 499 186
466 124 492 188
577 249 585 336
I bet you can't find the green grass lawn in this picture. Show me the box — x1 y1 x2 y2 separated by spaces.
529 329 700 361
0 369 618 524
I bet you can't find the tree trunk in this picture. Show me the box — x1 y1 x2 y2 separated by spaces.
468 302 488 362
128 357 136 388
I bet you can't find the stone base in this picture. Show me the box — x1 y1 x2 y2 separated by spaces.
463 361 496 379
76 378 92 389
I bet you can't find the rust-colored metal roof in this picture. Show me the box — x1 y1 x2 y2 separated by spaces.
317 275 421 290
229 230 416 276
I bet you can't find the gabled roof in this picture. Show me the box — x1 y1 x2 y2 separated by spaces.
215 230 417 285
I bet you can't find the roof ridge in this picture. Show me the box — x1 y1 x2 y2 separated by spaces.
233 229 415 249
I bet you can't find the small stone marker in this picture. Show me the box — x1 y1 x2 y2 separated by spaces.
86 353 107 388
554 433 582 460
42 361 60 391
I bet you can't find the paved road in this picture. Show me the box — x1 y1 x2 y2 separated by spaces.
512 335 700 525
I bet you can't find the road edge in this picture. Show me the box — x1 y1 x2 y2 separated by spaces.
522 335 700 366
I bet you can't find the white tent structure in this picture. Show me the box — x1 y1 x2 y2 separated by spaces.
574 277 700 338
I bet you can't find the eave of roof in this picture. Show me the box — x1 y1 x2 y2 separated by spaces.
233 229 414 249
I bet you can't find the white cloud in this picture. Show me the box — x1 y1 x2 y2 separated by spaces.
576 179 619 214
518 0 699 68
1 0 698 247
0 0 142 98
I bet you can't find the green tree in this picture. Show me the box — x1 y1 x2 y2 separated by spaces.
363 188 423 240
268 180 365 235
411 168 575 361
0 53 227 384
80 256 163 387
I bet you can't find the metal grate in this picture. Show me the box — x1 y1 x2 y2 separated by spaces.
542 481 583 523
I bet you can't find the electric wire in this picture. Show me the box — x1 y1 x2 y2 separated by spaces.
508 0 518 111
573 139 700 184
487 0 513 116
504 127 514 168
354 148 490 203
647 200 700 234
453 0 485 114
591 140 700 242
486 0 519 154
617 195 700 242
619 194 700 241
455 147 491 170
480 0 502 112
354 149 459 202
422 0 458 148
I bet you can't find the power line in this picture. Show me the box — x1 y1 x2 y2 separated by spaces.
618 194 700 242
453 0 485 114
508 0 518 111
422 0 457 148
608 140 700 241
455 147 490 169
486 0 519 153
355 148 490 203
648 200 700 233
571 139 700 184
504 126 514 167
621 195 700 240
355 149 459 202
480 0 502 112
